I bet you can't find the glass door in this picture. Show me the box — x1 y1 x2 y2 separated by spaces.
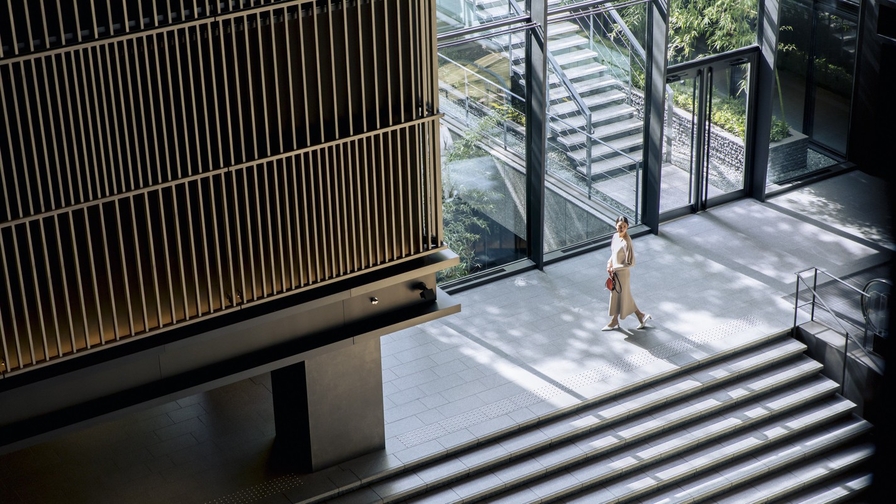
660 54 755 217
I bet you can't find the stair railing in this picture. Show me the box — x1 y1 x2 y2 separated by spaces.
793 267 884 395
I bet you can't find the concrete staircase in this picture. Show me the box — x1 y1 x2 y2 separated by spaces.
476 1 644 181
303 331 873 504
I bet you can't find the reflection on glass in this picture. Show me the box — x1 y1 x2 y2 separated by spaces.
542 7 647 253
660 63 748 213
767 0 855 186
437 40 527 283
435 0 524 36
667 0 759 64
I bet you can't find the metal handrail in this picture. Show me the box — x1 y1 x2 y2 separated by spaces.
793 267 883 394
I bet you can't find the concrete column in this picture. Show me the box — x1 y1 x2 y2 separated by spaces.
271 336 385 472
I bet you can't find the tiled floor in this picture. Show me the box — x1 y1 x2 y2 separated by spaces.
0 170 891 504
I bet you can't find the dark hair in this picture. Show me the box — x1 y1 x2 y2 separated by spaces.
615 216 629 226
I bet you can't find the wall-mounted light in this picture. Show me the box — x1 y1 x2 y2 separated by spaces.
415 282 436 301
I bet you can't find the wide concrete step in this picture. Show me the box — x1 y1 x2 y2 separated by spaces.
780 470 873 503
321 337 812 503
570 151 644 179
557 118 643 148
497 402 868 504
411 371 841 504
548 75 616 101
706 444 875 504
550 104 636 132
567 133 642 162
553 48 601 68
550 90 627 117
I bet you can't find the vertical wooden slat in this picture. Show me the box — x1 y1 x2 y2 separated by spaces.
216 20 235 167
230 167 247 305
8 62 35 216
130 37 152 188
338 143 351 273
111 41 135 191
341 0 353 135
51 214 75 355
220 172 239 307
197 176 214 314
24 221 50 360
290 154 309 287
170 185 190 320
166 31 184 178
272 161 285 292
100 44 126 195
205 176 224 312
184 181 201 315
82 208 105 348
61 51 86 203
88 45 117 196
97 205 119 341
383 0 393 127
145 35 166 185
326 0 338 137
242 167 259 301
141 193 162 330
86 46 111 198
0 231 23 368
194 25 213 171
283 5 297 150
48 54 73 207
157 186 176 324
297 6 310 147
362 137 373 267
74 49 99 201
0 66 22 219
301 152 316 283
370 0 380 131
229 18 247 164
119 39 144 191
355 0 367 132
244 15 259 161
184 26 204 175
257 12 271 157
11 225 36 363
127 195 148 333
270 9 283 153
351 139 363 270
311 2 324 144
6 1 19 57
262 163 276 294
113 200 134 336
38 217 63 355
70 208 92 348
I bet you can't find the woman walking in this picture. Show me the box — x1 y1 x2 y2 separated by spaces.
603 216 651 331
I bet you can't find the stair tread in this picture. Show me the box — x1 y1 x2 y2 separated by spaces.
781 470 873 504
556 118 644 147
350 350 827 503
312 332 800 503
532 413 869 504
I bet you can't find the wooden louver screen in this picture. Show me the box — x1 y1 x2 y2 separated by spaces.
0 0 444 373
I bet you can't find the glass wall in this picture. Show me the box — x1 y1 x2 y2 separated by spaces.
542 5 648 252
434 1 655 284
667 0 759 64
767 0 857 186
437 36 528 282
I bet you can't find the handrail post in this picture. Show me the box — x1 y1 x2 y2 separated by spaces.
811 267 818 321
841 330 849 395
793 273 801 330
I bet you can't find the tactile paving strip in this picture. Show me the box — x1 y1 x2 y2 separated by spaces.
205 473 306 504
395 315 761 448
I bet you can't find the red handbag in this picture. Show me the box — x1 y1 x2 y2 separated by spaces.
605 272 621 293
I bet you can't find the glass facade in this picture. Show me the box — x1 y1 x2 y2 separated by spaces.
434 0 859 286
768 0 858 186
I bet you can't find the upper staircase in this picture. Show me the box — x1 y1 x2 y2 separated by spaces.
290 330 874 503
